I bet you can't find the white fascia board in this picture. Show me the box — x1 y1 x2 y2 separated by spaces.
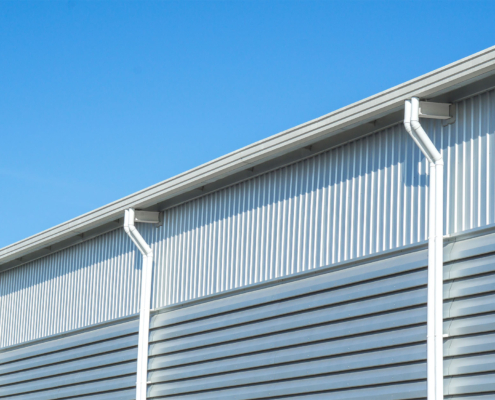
2 45 495 268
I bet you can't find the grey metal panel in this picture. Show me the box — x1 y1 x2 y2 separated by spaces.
150 288 426 353
444 332 495 357
145 229 495 399
445 293 495 319
0 317 138 363
445 374 495 396
150 307 425 365
67 389 137 400
150 270 426 343
445 353 495 376
445 313 495 336
0 317 138 400
0 324 137 374
150 345 425 392
0 348 136 387
275 382 426 400
0 228 140 348
2 88 495 350
442 247 495 397
146 89 495 310
147 124 431 308
150 249 427 329
149 364 426 399
446 231 495 262
151 352 424 397
0 362 136 397
444 271 495 299
445 251 495 278
4 376 136 400
147 249 427 399
149 326 425 378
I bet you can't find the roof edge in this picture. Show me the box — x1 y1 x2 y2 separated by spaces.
2 45 495 268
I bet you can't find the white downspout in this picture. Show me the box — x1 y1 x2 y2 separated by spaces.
124 208 153 400
404 98 444 400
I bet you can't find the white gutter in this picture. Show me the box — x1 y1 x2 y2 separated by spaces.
2 45 495 272
124 208 156 400
404 98 445 400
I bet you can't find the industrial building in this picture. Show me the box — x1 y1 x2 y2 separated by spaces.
2 46 495 399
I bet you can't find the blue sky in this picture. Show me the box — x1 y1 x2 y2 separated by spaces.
0 0 494 247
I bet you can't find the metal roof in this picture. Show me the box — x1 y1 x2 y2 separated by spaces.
3 45 495 272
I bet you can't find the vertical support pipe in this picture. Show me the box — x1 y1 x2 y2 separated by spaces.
404 97 444 400
434 160 444 400
428 160 437 399
124 208 153 400
405 100 436 398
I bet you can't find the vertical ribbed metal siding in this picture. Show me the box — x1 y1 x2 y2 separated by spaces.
0 228 140 348
148 124 430 307
148 90 495 309
1 89 495 348
443 92 495 234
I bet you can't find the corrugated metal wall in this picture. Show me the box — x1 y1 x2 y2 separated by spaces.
146 249 429 399
1 218 495 398
147 124 430 307
443 92 495 234
0 228 140 348
1 89 495 347
443 241 495 396
0 316 139 400
148 89 495 309
144 227 495 399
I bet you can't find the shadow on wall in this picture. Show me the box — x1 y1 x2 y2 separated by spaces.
143 92 495 307
152 94 495 247
0 228 141 348
147 123 432 268
1 91 494 345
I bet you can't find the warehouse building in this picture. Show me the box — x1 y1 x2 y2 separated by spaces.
2 46 495 399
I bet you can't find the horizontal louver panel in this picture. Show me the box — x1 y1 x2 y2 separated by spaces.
443 251 495 397
0 317 138 400
147 251 428 399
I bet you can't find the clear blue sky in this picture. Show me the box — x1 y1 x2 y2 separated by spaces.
1 0 493 248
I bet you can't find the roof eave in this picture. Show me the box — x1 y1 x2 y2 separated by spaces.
2 45 495 271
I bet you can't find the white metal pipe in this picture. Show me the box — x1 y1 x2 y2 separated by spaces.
406 99 436 399
405 98 444 400
434 160 444 400
427 160 437 399
124 208 153 400
410 97 442 162
404 99 434 164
